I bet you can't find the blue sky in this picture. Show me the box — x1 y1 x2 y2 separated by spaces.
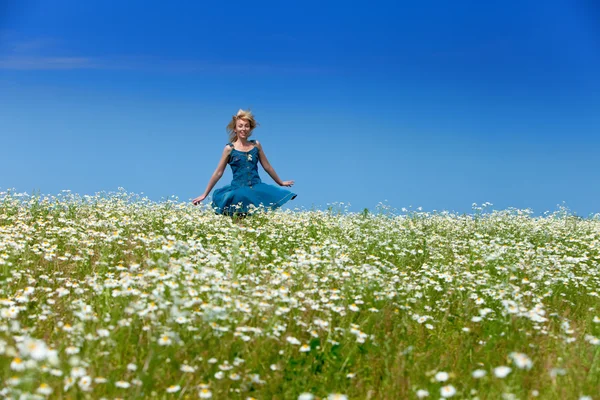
1 0 599 216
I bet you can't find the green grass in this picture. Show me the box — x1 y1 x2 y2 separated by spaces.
0 190 598 399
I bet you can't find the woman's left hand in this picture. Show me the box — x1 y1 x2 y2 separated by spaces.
280 180 294 187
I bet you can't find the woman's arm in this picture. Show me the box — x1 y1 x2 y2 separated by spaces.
256 141 294 187
192 146 232 204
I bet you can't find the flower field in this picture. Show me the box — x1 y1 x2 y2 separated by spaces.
0 190 598 399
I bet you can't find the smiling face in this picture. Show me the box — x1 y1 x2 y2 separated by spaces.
235 118 252 140
226 110 258 143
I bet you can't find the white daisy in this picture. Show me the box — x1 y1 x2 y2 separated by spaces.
299 344 311 352
440 385 457 398
158 335 172 346
494 366 512 378
509 352 533 370
435 371 449 382
472 369 487 378
36 383 53 396
166 385 180 393
327 394 348 400
78 376 92 392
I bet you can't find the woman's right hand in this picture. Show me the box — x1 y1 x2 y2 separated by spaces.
192 194 207 205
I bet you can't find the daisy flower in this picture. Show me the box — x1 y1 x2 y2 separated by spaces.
440 385 457 398
435 371 449 382
494 366 512 378
37 383 53 396
166 385 180 393
327 395 348 400
116 380 131 388
509 352 533 370
472 369 487 378
158 335 172 346
299 344 311 352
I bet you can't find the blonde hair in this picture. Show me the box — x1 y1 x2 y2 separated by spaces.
226 109 259 142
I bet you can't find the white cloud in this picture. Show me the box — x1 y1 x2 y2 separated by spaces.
0 35 327 74
0 55 97 70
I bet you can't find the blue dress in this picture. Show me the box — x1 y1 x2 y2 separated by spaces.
211 141 296 215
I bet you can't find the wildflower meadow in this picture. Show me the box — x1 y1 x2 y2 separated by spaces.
0 189 598 399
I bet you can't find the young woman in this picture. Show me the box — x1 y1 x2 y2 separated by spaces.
192 109 296 215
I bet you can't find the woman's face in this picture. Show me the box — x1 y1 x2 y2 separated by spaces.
235 119 251 140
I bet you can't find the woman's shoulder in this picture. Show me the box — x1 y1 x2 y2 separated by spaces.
223 143 234 153
250 139 262 149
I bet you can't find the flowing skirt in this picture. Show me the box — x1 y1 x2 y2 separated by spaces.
211 183 296 215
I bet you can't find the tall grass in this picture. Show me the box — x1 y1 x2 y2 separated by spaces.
0 190 598 399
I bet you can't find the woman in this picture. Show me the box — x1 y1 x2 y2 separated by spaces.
193 109 296 215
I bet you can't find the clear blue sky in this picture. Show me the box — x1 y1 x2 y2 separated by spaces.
1 0 599 216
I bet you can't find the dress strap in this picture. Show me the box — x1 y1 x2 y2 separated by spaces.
226 142 234 148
